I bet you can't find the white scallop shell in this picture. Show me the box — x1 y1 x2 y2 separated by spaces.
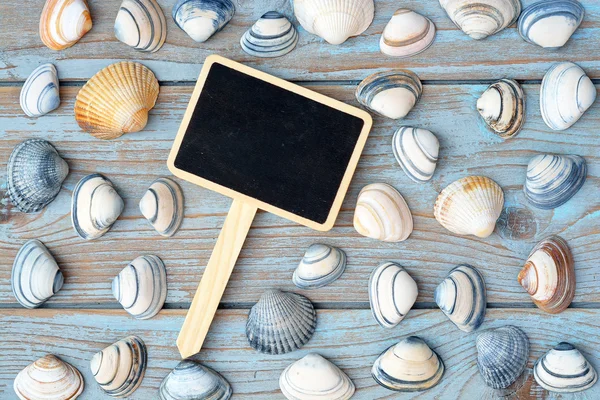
518 0 584 49
159 360 232 400
534 342 597 393
139 178 184 237
241 12 298 58
477 79 525 139
380 9 436 58
115 0 167 52
356 70 422 119
14 354 84 400
39 0 93 50
20 64 60 118
293 244 347 289
439 0 521 40
369 262 418 329
392 127 439 182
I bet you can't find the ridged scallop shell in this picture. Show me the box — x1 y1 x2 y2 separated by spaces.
434 264 486 332
241 12 298 58
7 139 69 213
524 154 586 209
90 336 147 397
380 9 436 58
20 64 60 118
172 0 235 43
246 289 317 355
356 70 422 120
372 336 444 392
14 355 84 400
112 255 167 319
293 0 374 45
534 342 597 393
115 0 167 52
434 176 504 238
292 244 347 289
280 353 355 400
518 236 575 314
540 62 596 131
74 61 160 140
39 0 92 50
71 173 124 240
439 0 521 40
159 360 232 400
477 79 525 139
369 262 418 329
139 178 184 237
392 127 439 182
476 326 530 389
518 0 584 49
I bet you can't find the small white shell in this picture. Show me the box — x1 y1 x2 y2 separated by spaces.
20 64 60 118
392 127 439 182
439 0 521 40
39 0 93 50
139 178 184 237
534 342 597 393
241 12 298 58
477 79 525 139
172 0 235 43
159 360 232 400
115 0 167 52
14 354 84 400
380 9 436 58
369 262 418 329
518 0 585 49
356 70 422 120
293 244 347 289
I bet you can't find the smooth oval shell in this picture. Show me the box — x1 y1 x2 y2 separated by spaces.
241 12 298 58
518 0 584 49
293 244 347 289
172 0 235 43
159 360 232 400
356 70 422 119
115 0 167 52
39 0 92 50
439 0 521 40
369 262 418 329
380 9 436 57
139 178 184 237
477 79 525 139
434 176 504 238
392 127 439 182
20 64 60 118
534 342 597 393
14 354 84 400
90 336 147 397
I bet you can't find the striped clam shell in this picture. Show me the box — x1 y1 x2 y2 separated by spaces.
139 178 184 237
39 0 92 50
392 127 439 182
369 262 418 329
356 70 422 119
534 342 597 393
159 360 232 400
518 0 584 49
172 0 235 43
14 355 84 400
115 0 167 53
380 9 436 58
477 79 525 139
20 64 60 118
293 244 347 289
439 0 521 40
241 12 298 58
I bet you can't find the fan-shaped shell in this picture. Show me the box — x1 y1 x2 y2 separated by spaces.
74 61 160 140
159 360 232 400
434 176 504 238
115 0 166 52
439 0 521 40
392 127 439 182
477 79 525 139
241 12 298 58
369 262 418 329
293 0 374 45
356 70 422 119
20 64 60 118
380 9 436 58
246 289 317 355
39 0 92 50
71 173 124 240
172 0 235 43
293 244 347 289
139 178 184 237
534 342 597 393
372 336 444 392
90 336 147 397
14 354 84 400
280 353 355 400
7 139 69 213
518 0 584 49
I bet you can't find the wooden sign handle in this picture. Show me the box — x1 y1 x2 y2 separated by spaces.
177 198 257 358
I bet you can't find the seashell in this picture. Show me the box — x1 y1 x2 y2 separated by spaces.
372 336 444 392
540 62 596 131
353 183 413 242
524 154 586 209
356 70 422 120
39 0 92 50
115 0 167 53
476 326 530 389
392 127 439 183
380 9 436 58
293 0 374 45
533 342 597 393
12 239 64 309
280 353 355 400
241 12 298 58
434 176 504 238
14 354 84 400
159 360 232 400
439 0 521 40
246 289 317 355
518 236 575 314
7 139 69 213
112 255 167 319
292 244 347 289
139 178 184 237
90 336 147 397
518 0 584 49
71 173 124 240
20 64 60 118
172 0 235 43
477 79 525 139
434 264 486 332
74 61 160 140
369 262 418 329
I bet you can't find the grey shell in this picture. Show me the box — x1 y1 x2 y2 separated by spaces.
159 360 232 400
240 12 298 58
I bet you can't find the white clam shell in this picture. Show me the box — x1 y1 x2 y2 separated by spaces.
369 262 418 329
115 0 167 52
439 0 521 40
534 342 597 393
14 354 84 400
392 127 439 182
20 64 60 118
39 0 93 50
159 360 232 400
356 70 422 119
380 9 436 58
241 12 298 58
477 79 525 139
172 0 235 43
518 0 584 49
139 177 184 237
293 244 347 289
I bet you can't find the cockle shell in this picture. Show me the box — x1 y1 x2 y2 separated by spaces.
540 62 596 131
392 127 439 182
439 0 521 40
356 70 422 119
39 0 92 50
90 336 147 397
534 342 597 393
434 264 486 332
434 176 504 238
246 289 317 355
280 353 355 400
380 9 436 58
292 244 347 289
369 262 418 329
477 79 525 139
518 0 584 49
7 139 69 213
139 178 184 237
524 154 586 209
14 355 84 400
293 0 374 45
71 174 124 240
372 336 444 392
159 360 232 400
241 12 298 58
172 0 235 43
20 64 60 118
74 61 160 140
115 0 167 53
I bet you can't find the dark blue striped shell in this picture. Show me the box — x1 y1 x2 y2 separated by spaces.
518 0 584 49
